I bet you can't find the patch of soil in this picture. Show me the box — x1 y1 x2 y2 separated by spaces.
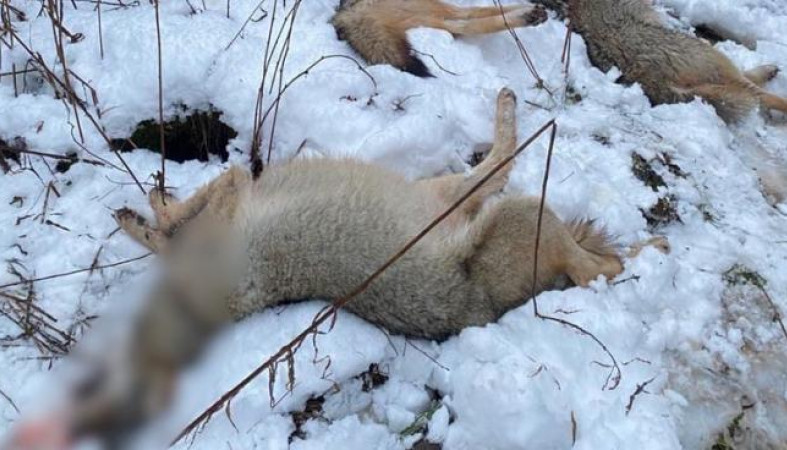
632 153 667 192
111 106 237 162
642 195 682 228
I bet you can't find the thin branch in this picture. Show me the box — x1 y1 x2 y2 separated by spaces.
225 0 268 51
46 0 85 142
154 0 166 193
528 122 622 391
258 55 377 130
494 0 548 92
0 388 20 414
13 148 107 167
97 0 103 58
625 376 656 415
0 253 151 290
4 28 146 193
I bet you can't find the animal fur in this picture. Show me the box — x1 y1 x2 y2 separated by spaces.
539 0 787 123
530 0 787 203
331 0 548 76
5 89 668 448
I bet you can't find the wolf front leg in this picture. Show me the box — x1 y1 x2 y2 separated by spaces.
114 207 168 253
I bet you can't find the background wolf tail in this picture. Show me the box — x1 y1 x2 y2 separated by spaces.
331 3 433 77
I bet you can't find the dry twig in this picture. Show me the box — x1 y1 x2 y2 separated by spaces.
625 376 656 415
153 0 166 193
3 26 146 193
0 253 151 290
494 0 548 92
527 122 622 391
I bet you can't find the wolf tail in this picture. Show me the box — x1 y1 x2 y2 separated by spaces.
331 2 433 77
566 219 620 259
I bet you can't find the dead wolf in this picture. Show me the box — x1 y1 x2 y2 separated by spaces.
532 0 787 204
331 0 548 76
4 89 666 448
540 0 787 123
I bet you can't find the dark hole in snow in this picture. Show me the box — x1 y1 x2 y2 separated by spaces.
55 151 78 173
694 24 725 45
412 441 442 450
565 85 583 104
0 137 23 173
111 107 237 163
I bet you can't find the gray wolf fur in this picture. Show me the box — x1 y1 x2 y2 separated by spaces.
543 0 787 123
533 0 787 203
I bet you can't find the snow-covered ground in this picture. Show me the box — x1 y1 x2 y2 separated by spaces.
1 0 787 448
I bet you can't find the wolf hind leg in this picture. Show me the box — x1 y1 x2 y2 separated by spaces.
689 82 760 123
759 90 787 115
626 236 670 258
458 197 623 314
417 88 518 217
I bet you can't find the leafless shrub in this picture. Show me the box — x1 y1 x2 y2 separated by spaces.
1 6 145 192
235 0 376 174
0 285 74 357
493 0 548 92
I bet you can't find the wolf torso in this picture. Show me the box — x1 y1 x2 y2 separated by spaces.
228 158 495 339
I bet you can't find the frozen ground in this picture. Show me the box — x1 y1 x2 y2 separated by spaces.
1 0 787 448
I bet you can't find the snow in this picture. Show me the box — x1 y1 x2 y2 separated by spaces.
1 0 787 448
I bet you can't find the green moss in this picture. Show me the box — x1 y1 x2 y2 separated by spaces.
711 434 732 450
710 412 745 450
723 264 767 289
400 401 442 437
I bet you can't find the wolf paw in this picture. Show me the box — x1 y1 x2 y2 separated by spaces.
497 87 517 106
760 64 780 82
521 4 548 26
113 207 146 228
645 236 671 254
